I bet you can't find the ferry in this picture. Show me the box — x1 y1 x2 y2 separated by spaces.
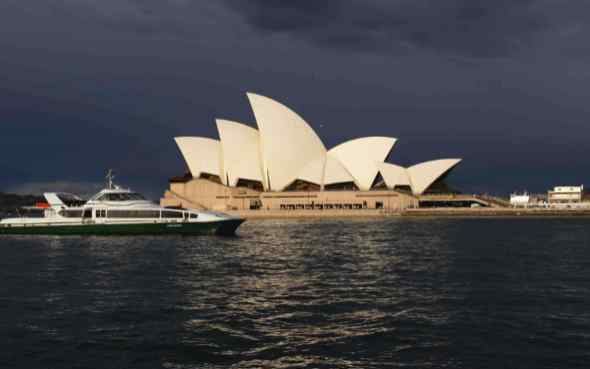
0 173 245 236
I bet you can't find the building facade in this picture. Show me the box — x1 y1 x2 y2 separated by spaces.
161 177 419 212
548 186 585 204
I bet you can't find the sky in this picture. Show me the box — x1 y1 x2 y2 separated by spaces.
1 0 589 198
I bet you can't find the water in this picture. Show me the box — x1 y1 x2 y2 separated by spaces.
1 218 589 369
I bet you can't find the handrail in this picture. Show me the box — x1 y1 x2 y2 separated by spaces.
474 194 511 208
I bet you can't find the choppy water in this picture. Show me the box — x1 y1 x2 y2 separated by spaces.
1 218 590 369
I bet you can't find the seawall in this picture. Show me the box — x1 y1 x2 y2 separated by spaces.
403 208 590 217
226 209 398 219
226 208 590 220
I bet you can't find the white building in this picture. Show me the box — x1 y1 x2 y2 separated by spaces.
510 193 531 207
548 185 584 204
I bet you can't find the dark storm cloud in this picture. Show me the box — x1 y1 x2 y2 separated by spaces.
222 0 551 58
0 0 589 195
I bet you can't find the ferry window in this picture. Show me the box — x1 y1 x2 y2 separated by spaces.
190 213 198 219
105 193 127 201
60 210 83 218
110 193 125 201
102 193 146 201
162 211 183 218
83 209 93 218
56 194 85 207
108 210 160 218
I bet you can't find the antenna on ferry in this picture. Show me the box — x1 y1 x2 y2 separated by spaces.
106 169 115 190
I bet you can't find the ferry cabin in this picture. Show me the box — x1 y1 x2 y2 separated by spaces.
58 208 200 222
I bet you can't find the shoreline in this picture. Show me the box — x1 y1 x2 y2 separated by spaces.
227 208 590 220
402 208 590 218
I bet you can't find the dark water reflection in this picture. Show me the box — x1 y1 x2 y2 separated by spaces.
1 218 589 368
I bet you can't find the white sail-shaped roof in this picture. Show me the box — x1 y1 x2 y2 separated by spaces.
216 119 264 187
173 93 464 196
323 156 355 186
377 162 411 189
407 159 462 195
175 137 223 180
296 156 326 186
328 137 397 191
247 92 327 191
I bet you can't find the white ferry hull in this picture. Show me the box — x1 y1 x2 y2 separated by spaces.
0 218 245 236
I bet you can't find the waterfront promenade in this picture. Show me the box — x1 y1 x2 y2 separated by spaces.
226 207 590 220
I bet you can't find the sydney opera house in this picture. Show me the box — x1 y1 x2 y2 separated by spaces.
161 93 463 213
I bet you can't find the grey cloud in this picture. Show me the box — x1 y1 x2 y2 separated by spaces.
13 0 576 58
222 0 553 58
0 0 224 39
7 181 103 197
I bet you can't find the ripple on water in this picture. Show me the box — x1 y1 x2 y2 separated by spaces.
1 218 590 368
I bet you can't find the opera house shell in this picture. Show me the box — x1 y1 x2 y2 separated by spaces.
163 93 462 212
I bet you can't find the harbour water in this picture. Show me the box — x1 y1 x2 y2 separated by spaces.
1 218 589 368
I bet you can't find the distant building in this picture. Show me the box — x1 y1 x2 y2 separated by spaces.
510 193 531 207
161 92 466 212
548 185 584 204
